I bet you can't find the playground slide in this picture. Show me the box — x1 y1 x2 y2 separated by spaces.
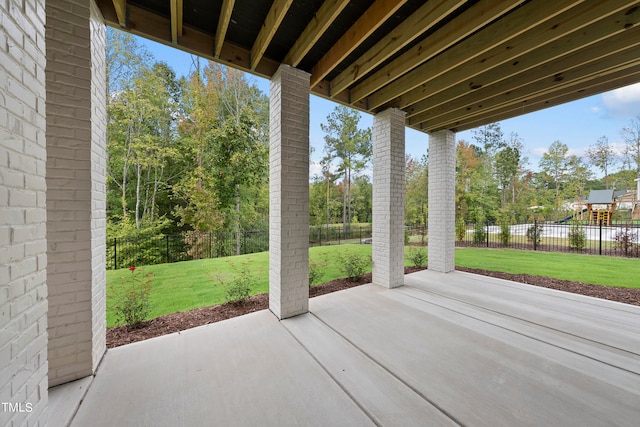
554 208 588 224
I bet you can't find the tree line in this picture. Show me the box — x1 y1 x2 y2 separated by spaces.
106 29 640 247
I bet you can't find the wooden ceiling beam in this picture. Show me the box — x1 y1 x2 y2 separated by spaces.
96 0 366 111
111 0 126 26
170 0 183 44
429 66 640 133
348 0 524 104
250 0 294 70
415 41 640 130
284 0 349 67
368 0 589 111
309 0 407 88
406 4 640 123
329 0 465 97
215 0 236 58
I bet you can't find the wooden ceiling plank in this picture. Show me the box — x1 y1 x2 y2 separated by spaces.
329 0 466 97
250 0 295 70
111 0 127 26
169 0 184 43
349 0 524 104
416 43 640 130
431 67 640 133
367 0 590 111
309 0 408 88
215 0 236 58
284 0 350 67
407 9 640 125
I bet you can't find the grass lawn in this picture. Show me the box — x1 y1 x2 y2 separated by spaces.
455 247 640 289
107 245 640 327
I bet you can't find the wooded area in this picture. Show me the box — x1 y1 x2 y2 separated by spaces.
106 29 640 244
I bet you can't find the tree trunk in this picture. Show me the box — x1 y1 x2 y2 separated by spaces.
235 184 241 255
135 163 142 229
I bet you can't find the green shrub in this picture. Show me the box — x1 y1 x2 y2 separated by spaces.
499 222 511 247
217 260 255 305
404 229 410 245
568 222 586 251
338 251 370 281
223 273 253 304
309 259 327 286
456 218 466 242
473 221 487 244
614 225 639 257
526 223 543 246
408 247 427 267
109 266 153 328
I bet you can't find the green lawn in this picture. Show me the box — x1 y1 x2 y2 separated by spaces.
107 245 640 327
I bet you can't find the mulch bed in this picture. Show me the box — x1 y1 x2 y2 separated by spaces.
107 266 640 348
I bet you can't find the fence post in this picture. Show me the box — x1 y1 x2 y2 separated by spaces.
599 219 603 255
113 237 117 270
533 220 538 251
165 235 169 264
486 221 490 248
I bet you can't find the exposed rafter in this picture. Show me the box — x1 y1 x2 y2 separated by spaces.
283 0 349 67
250 0 294 70
370 0 587 112
215 0 236 58
438 65 640 133
415 40 640 130
170 0 183 44
97 0 640 135
111 0 126 26
329 0 466 97
348 0 524 104
407 4 640 126
309 0 408 88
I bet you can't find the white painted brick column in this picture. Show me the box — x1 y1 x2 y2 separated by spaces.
0 0 49 424
428 129 456 273
372 108 406 288
45 0 107 387
269 65 310 319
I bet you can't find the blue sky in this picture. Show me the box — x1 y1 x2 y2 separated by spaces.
138 36 640 178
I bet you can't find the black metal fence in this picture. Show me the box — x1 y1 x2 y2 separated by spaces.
108 225 374 269
455 220 640 257
108 220 640 269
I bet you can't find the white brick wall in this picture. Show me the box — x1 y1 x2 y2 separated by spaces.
372 108 406 288
269 65 310 319
0 0 49 425
45 0 107 387
428 129 456 273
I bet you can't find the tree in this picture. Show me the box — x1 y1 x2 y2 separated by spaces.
175 62 269 248
320 106 372 235
405 155 428 226
539 141 570 213
585 136 616 188
107 59 180 229
621 115 640 176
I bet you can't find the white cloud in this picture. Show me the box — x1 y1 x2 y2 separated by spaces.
601 83 640 119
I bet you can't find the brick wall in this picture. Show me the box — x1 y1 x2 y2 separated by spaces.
0 0 49 425
372 108 406 288
269 65 310 319
428 129 456 273
46 0 106 386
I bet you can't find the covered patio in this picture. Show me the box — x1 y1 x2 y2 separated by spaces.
3 1 640 425
51 270 640 426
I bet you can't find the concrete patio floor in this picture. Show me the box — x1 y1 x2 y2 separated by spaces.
52 270 640 426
